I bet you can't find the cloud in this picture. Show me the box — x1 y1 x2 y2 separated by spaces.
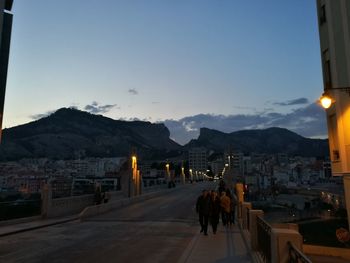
30 110 55 120
128 89 138 95
273 97 309 106
163 102 327 145
84 102 118 114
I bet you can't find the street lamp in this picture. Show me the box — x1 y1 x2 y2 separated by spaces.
319 87 350 109
165 163 170 182
130 155 139 196
181 166 185 184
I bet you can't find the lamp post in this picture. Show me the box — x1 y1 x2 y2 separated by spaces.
319 87 350 109
131 155 138 197
181 166 185 184
165 163 170 184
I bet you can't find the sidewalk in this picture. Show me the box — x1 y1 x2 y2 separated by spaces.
0 215 78 237
178 224 252 263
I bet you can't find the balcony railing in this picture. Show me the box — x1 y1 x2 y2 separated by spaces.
257 215 272 263
288 241 312 263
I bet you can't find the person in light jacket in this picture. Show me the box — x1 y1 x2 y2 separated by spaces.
220 191 231 226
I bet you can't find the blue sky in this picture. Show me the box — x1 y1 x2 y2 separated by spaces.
4 0 326 144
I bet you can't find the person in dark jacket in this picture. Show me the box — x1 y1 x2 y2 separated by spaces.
210 191 221 234
225 188 233 226
196 189 211 235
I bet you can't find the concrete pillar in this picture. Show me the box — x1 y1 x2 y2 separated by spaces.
41 183 52 219
137 170 141 196
271 228 303 263
343 175 350 229
249 209 264 250
236 183 244 218
242 202 252 230
181 167 186 185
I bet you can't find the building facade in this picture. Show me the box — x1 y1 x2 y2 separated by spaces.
0 0 13 141
316 0 350 227
188 147 207 174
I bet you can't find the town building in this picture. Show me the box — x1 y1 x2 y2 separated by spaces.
188 147 207 174
0 0 13 140
316 0 350 227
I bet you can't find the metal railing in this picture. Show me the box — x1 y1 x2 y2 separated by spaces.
0 199 41 220
288 241 312 263
257 215 272 263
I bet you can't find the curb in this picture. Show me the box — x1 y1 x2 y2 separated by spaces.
0 216 78 237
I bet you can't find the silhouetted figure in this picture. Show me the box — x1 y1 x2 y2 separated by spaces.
196 189 211 235
210 191 221 234
218 180 226 194
225 188 234 225
94 187 102 205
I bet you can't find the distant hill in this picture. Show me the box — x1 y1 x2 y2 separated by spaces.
0 109 329 161
184 127 329 157
0 108 181 161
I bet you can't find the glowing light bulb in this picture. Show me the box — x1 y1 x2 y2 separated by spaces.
320 94 333 109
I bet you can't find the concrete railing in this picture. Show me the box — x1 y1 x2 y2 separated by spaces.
41 182 192 219
239 202 309 263
79 183 189 220
142 184 167 193
41 183 125 218
48 194 95 218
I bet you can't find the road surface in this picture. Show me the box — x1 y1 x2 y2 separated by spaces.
0 182 215 263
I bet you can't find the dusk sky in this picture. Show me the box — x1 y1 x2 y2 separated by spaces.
4 0 326 144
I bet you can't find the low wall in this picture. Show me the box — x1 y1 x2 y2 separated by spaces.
49 194 95 218
303 244 350 260
46 190 124 218
79 185 185 220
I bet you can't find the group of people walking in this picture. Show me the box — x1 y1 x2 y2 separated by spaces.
196 183 237 236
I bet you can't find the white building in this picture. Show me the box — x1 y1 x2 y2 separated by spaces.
188 147 207 174
316 0 350 227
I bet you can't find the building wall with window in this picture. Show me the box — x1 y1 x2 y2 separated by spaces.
317 0 350 228
317 0 350 175
188 147 207 173
0 0 13 140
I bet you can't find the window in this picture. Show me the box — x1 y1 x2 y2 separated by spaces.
320 5 326 25
329 114 340 162
323 49 332 89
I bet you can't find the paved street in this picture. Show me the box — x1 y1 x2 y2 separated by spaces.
0 182 251 263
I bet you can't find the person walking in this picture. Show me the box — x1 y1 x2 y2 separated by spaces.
196 189 211 235
225 188 233 225
231 193 237 224
210 191 221 234
220 191 231 226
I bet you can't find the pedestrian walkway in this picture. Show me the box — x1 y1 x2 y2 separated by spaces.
178 225 252 263
0 215 78 237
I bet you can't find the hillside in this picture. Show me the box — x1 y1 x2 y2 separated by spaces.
0 108 181 161
0 110 329 161
185 127 329 157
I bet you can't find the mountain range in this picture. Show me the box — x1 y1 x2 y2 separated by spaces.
0 108 329 161
186 127 329 157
